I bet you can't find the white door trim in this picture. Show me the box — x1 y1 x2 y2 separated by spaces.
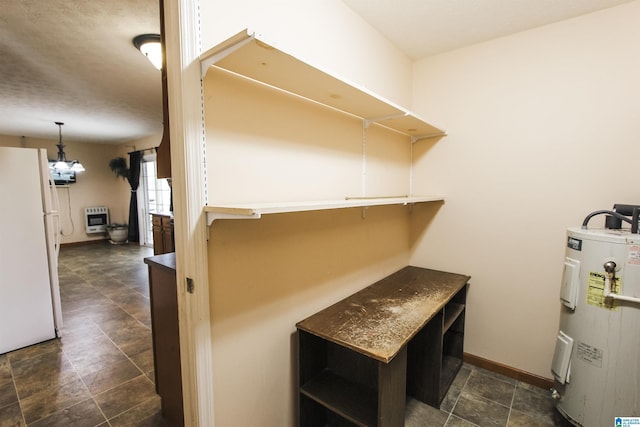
164 0 215 425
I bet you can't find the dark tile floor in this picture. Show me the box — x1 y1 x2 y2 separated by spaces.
405 364 573 426
0 242 572 427
0 242 167 427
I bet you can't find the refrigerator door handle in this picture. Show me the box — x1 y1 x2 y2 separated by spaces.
38 149 64 335
49 178 62 257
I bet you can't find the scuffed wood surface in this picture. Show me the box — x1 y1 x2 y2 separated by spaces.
296 266 470 363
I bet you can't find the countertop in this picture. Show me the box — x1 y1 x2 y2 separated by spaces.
296 266 470 363
144 252 176 273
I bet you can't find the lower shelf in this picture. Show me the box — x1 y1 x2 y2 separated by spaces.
439 355 463 403
300 370 377 426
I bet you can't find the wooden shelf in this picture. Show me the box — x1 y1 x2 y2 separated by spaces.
443 303 465 334
439 355 463 401
200 30 447 226
301 370 377 427
205 195 444 225
200 29 446 140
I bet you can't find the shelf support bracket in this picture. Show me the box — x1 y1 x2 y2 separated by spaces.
206 211 262 226
200 35 255 78
411 132 448 144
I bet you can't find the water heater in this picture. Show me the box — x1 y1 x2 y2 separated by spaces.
552 205 640 426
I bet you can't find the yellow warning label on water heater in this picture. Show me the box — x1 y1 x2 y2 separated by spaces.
586 271 621 311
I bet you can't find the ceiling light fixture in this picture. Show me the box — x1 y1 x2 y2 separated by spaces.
133 34 162 70
52 122 85 172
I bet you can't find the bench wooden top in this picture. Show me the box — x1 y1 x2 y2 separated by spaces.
296 266 470 363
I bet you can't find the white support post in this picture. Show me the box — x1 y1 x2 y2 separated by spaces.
165 0 215 425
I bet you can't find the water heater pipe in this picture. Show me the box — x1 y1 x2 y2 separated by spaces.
604 287 640 304
581 210 635 230
603 263 640 304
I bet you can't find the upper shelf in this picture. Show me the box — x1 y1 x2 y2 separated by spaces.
200 30 446 141
205 195 444 225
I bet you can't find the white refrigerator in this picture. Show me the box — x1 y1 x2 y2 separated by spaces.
0 147 63 354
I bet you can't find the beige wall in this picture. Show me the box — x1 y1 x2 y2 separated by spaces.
198 2 424 424
203 47 423 426
199 0 414 109
0 133 161 244
208 207 414 426
204 68 412 204
410 1 640 378
189 0 640 424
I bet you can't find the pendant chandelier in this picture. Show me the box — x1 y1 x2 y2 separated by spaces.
52 122 85 172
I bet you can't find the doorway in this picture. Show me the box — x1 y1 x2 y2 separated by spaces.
140 153 171 247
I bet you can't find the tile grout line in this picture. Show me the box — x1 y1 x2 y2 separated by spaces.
59 319 148 425
57 248 155 426
86 276 155 378
443 366 476 426
452 366 521 426
93 319 151 381
59 322 111 427
8 341 84 426
5 356 27 427
91 279 152 331
505 380 518 426
59 250 159 425
68 253 153 328
103 394 160 425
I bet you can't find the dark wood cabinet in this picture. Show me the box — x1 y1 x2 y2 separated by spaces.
144 253 184 427
407 283 467 407
299 331 407 427
297 266 469 426
151 213 174 255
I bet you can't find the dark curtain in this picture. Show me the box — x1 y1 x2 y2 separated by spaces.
127 151 142 243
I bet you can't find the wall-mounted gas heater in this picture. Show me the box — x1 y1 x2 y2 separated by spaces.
85 207 109 234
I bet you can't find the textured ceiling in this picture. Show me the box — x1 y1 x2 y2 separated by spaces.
0 0 161 143
0 0 635 144
343 0 636 59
